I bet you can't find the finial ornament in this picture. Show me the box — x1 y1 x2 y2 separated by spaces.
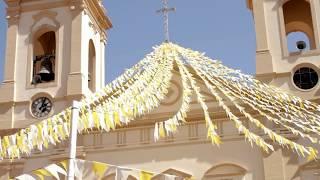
157 0 175 42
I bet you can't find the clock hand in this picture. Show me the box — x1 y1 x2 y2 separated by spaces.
40 102 50 112
38 100 44 111
39 99 47 111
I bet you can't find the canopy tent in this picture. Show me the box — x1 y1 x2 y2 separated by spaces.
14 159 184 180
0 43 320 162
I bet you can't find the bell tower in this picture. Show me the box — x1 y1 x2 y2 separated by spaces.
0 0 112 129
247 0 320 101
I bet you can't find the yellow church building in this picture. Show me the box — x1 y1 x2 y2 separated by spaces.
0 0 320 179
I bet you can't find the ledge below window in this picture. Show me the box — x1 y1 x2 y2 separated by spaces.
26 81 58 89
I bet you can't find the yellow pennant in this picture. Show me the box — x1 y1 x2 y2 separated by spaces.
159 123 166 138
59 160 68 171
57 125 65 140
140 171 154 180
93 161 109 178
104 113 115 130
3 136 9 150
114 111 121 126
16 135 23 151
92 111 101 129
308 147 318 161
33 169 52 180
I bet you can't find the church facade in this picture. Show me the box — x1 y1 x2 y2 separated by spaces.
0 0 320 179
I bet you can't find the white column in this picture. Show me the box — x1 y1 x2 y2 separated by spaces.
67 101 81 180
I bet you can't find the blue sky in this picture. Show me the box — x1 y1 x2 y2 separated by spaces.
0 1 256 83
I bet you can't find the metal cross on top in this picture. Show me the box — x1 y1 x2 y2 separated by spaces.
157 0 176 42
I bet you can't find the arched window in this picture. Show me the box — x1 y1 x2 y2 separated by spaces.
154 169 192 179
127 175 138 180
295 160 320 180
88 39 96 92
203 164 247 180
283 0 315 53
102 173 115 180
101 173 138 180
32 31 56 84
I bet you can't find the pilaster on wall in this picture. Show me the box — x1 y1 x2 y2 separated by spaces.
263 149 286 180
0 20 18 103
263 148 300 180
312 0 320 48
0 160 25 179
0 168 9 180
0 9 19 129
256 50 273 76
67 9 86 96
252 0 274 75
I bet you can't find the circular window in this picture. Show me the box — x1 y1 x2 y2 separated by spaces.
293 67 319 90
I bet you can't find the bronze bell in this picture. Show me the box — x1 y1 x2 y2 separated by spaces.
38 57 55 82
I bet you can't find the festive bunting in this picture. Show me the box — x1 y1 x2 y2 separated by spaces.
14 159 183 180
0 42 320 161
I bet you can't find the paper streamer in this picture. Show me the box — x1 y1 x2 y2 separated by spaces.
0 42 319 161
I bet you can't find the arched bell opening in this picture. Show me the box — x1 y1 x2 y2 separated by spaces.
287 31 311 53
32 30 56 84
282 0 316 54
88 39 96 92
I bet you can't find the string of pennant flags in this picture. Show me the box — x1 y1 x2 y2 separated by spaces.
0 42 320 161
14 159 189 180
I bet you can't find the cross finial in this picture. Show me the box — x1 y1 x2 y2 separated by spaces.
157 0 175 42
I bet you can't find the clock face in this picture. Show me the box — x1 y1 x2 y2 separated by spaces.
31 97 53 119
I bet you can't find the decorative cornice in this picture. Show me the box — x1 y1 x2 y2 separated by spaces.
82 0 112 41
84 0 112 28
5 0 21 25
0 123 298 161
4 0 112 40
255 72 291 79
